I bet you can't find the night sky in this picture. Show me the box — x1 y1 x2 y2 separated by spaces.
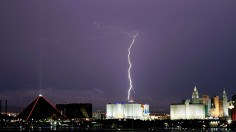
1 1 236 112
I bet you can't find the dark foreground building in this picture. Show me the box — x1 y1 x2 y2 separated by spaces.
18 95 62 121
56 103 92 119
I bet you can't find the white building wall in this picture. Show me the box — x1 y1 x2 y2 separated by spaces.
188 105 205 119
170 102 205 120
223 100 228 116
116 104 124 118
106 104 113 119
170 105 186 120
125 104 141 118
106 103 149 120
223 90 229 117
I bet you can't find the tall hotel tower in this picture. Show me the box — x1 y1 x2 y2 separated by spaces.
222 89 228 116
192 86 200 104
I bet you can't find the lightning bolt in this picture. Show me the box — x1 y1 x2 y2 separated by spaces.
127 32 138 102
93 22 139 102
38 22 139 102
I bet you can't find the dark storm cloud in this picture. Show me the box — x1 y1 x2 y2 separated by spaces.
1 0 236 112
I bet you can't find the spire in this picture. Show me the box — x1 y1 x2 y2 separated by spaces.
192 86 199 103
194 86 197 91
223 88 227 98
192 86 199 99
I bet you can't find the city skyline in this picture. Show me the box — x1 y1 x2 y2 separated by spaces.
1 1 236 112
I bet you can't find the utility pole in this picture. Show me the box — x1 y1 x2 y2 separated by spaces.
5 100 7 116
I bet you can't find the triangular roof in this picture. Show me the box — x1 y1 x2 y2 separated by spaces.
18 95 62 121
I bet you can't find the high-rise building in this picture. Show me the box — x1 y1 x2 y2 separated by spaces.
219 99 224 117
171 87 205 120
170 87 230 120
170 100 205 120
222 89 228 117
106 103 150 120
199 94 211 117
192 86 200 104
56 103 92 119
210 96 220 117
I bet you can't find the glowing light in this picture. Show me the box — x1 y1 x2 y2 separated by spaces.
38 40 42 97
129 99 134 103
127 32 138 102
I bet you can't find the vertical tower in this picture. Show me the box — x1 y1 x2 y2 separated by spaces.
201 94 211 116
210 96 220 117
222 89 228 116
192 86 199 104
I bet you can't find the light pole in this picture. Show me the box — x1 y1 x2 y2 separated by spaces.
72 118 74 128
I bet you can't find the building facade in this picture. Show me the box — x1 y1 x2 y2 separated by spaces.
170 100 205 120
170 87 230 120
106 103 150 120
210 96 220 117
222 90 229 116
192 86 200 104
56 103 92 119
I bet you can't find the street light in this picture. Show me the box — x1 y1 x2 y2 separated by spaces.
72 119 74 128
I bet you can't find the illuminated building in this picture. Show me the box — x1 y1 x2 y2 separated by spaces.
209 90 229 118
170 87 205 120
18 95 62 121
170 100 205 120
106 103 150 120
149 113 170 120
210 96 220 117
192 86 200 103
199 94 211 116
93 110 106 120
222 90 229 116
56 103 92 119
219 99 224 117
232 109 236 120
231 95 236 120
228 101 234 120
170 87 230 120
